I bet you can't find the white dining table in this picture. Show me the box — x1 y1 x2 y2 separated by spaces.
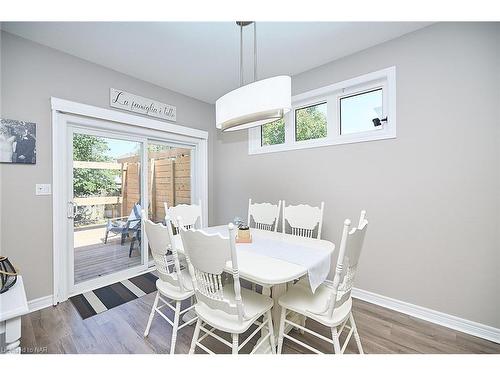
174 225 335 353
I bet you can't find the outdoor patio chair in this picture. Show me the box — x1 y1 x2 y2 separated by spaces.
104 203 142 250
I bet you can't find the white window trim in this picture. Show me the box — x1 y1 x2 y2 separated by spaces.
248 66 396 155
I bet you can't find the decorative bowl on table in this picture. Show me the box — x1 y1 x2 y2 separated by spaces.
236 225 252 243
0 256 18 294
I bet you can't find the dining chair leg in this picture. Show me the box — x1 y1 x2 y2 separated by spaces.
277 307 287 354
331 327 341 354
299 315 306 334
144 291 159 337
350 312 364 354
170 300 181 354
232 333 238 355
189 318 202 354
266 310 276 354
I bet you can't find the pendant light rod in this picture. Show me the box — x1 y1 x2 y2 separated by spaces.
254 22 257 82
239 22 243 86
236 21 257 86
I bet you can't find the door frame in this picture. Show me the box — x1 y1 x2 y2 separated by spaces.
51 97 208 304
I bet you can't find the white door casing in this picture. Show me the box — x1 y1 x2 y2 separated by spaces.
51 98 208 304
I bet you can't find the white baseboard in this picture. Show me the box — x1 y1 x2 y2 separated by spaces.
352 287 500 344
28 295 54 313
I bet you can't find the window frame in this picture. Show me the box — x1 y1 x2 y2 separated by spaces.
248 66 396 155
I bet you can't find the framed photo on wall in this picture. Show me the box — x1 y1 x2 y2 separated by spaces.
0 118 37 164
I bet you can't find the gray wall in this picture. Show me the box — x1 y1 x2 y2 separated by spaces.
0 31 215 300
0 29 3 256
213 23 500 328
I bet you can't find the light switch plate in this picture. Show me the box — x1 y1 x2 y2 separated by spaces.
35 184 52 196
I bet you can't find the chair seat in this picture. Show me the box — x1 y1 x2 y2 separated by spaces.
279 278 352 327
195 286 273 334
156 269 194 301
107 221 126 231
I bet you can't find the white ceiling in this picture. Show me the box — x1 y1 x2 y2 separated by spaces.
2 22 431 103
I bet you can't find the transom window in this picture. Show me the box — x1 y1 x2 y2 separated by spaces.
295 102 327 142
261 118 285 146
249 67 396 154
340 88 383 135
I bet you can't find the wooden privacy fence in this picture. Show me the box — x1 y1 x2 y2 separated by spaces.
73 149 191 223
148 154 191 222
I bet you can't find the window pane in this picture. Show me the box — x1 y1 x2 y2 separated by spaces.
295 102 327 142
261 118 285 146
72 134 143 284
340 89 383 135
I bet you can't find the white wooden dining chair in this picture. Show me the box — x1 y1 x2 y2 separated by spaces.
164 199 202 230
179 222 276 354
247 199 281 231
282 201 325 239
277 210 368 354
141 211 197 354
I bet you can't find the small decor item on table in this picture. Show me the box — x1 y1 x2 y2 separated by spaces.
0 256 18 293
236 225 252 243
233 216 244 227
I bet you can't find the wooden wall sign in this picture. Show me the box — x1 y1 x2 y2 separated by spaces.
110 88 176 122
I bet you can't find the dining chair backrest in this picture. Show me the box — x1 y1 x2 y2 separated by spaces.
165 199 202 230
247 199 281 231
327 210 368 318
180 223 247 323
282 201 325 239
141 210 186 293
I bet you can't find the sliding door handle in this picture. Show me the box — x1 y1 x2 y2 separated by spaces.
67 201 75 219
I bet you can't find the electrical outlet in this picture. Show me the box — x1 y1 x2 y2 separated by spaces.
35 184 52 196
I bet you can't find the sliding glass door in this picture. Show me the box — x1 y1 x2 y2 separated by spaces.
69 128 148 291
63 115 203 298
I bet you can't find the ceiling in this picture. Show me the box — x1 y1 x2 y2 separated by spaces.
2 22 431 103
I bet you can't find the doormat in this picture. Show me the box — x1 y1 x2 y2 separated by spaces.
70 272 158 319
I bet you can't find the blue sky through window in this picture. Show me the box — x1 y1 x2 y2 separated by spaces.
341 89 383 135
105 138 140 160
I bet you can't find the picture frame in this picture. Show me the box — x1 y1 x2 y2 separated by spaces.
0 118 37 164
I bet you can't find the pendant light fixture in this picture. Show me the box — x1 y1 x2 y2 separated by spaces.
216 22 291 132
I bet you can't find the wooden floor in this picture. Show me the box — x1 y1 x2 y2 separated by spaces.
20 292 500 354
74 226 141 283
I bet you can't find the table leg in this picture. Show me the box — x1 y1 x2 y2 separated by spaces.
253 283 302 354
3 317 22 354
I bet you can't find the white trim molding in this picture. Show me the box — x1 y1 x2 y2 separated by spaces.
28 295 54 313
352 288 500 344
51 97 207 140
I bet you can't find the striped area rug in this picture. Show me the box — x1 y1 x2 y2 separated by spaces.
70 272 158 319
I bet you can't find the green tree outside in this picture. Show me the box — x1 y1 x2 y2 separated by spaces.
73 134 119 198
261 103 327 145
295 103 327 141
261 118 285 146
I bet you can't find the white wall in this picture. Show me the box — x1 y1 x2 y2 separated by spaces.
0 31 216 300
212 23 500 328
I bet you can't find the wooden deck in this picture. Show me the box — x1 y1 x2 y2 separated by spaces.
74 225 141 284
